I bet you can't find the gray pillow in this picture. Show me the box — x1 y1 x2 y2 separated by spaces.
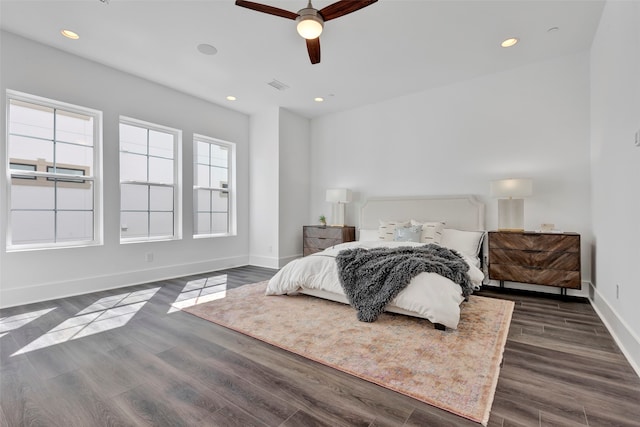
393 224 423 242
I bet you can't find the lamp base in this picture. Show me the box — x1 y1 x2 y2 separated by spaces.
330 203 346 227
497 198 525 232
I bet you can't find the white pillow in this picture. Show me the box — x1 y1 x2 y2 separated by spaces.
410 220 445 244
378 220 409 241
441 228 485 259
358 229 379 241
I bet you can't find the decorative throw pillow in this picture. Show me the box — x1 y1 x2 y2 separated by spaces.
393 224 423 242
410 220 445 244
378 220 410 241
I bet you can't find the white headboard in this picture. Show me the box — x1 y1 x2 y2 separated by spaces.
360 195 485 231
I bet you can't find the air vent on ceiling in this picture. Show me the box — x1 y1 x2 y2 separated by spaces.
268 79 290 91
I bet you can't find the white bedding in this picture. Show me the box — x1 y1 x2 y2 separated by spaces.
266 241 484 329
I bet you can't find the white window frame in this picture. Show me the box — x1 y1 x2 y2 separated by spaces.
193 134 236 238
5 90 103 251
119 116 182 243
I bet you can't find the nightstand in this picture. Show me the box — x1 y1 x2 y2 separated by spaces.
488 231 581 295
303 225 356 256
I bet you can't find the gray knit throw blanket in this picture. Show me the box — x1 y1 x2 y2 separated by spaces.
335 244 473 322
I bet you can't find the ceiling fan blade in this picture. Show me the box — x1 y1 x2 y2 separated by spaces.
306 37 321 64
318 0 378 21
235 0 298 20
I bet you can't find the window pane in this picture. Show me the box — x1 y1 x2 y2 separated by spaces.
121 212 148 238
57 181 93 210
210 144 228 168
148 130 173 159
195 189 211 211
149 212 173 237
211 191 228 212
120 123 147 154
11 211 55 245
150 186 173 211
121 184 148 211
120 152 148 181
57 211 93 242
211 166 228 189
211 213 228 234
55 110 94 146
8 135 53 164
11 184 55 210
9 100 54 140
10 163 37 180
148 157 173 184
196 141 209 165
56 142 93 172
195 213 211 235
196 164 209 187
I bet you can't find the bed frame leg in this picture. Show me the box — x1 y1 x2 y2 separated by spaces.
434 323 446 331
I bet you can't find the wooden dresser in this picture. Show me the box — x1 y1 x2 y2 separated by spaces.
488 231 581 294
303 225 356 256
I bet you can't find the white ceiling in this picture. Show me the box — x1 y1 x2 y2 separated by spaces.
0 0 605 119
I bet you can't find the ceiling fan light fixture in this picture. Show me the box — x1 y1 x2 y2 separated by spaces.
296 10 323 39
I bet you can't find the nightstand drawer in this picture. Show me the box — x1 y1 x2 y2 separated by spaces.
303 227 344 239
302 226 356 256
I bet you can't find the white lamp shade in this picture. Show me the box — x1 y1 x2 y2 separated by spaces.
326 188 352 203
490 178 533 198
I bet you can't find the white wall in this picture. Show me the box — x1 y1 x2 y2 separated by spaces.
310 52 593 296
278 108 310 264
248 107 280 267
249 107 310 268
0 32 251 307
590 0 640 373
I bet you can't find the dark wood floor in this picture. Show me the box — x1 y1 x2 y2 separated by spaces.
1 266 639 427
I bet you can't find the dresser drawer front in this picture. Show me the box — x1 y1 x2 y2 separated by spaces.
489 233 579 253
489 264 581 289
490 249 580 271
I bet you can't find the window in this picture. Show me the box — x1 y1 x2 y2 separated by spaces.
6 91 102 250
193 135 235 237
119 117 181 242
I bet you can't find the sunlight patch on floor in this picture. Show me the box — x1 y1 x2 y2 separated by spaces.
168 274 227 313
11 287 159 356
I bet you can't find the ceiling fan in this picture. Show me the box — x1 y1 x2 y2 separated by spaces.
235 0 378 64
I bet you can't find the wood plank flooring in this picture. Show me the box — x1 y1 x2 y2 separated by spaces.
1 266 639 426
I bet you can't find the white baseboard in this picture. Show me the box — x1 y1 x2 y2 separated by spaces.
588 283 640 378
249 254 280 269
249 253 301 269
0 255 248 309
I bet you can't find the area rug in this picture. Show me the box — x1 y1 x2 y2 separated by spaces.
182 281 514 425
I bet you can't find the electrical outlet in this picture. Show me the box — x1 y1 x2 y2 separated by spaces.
635 130 640 147
616 284 619 299
145 252 154 262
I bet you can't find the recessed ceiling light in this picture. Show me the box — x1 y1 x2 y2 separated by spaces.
197 43 218 55
501 37 518 48
226 96 237 101
60 29 79 40
314 97 324 102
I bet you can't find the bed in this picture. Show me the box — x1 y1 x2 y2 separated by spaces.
266 195 486 330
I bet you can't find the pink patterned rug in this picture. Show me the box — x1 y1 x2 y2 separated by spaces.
183 281 513 425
